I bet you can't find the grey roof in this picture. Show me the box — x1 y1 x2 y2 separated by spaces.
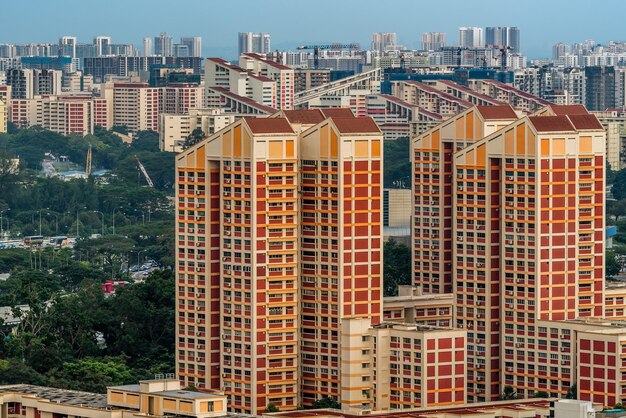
0 385 109 409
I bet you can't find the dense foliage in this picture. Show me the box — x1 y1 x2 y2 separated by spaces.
383 239 412 296
384 137 411 188
0 270 175 392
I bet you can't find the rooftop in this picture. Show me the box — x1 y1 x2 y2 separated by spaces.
0 385 109 409
567 114 605 131
244 117 295 134
330 117 381 134
282 109 326 125
320 108 355 118
550 104 589 116
475 104 518 121
528 115 576 133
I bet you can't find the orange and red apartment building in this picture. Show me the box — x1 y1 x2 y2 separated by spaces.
175 108 474 414
412 103 626 408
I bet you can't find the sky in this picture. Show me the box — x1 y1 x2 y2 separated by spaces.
3 0 626 59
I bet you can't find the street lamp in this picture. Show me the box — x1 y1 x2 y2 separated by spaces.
46 212 59 234
0 208 9 239
93 210 105 236
112 207 122 235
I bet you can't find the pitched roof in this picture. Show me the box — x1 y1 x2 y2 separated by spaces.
549 104 589 116
244 117 295 134
331 117 381 134
320 108 354 118
567 114 604 130
475 105 518 121
528 115 576 133
282 109 326 125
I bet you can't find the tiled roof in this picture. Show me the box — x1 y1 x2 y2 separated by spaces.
282 109 326 125
567 114 604 130
331 117 381 134
528 115 575 133
242 53 291 70
549 104 589 116
244 117 295 134
321 108 355 118
475 105 518 120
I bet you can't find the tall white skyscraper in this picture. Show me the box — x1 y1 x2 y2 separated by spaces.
93 36 111 56
371 32 398 52
180 36 202 57
143 37 153 57
154 32 173 56
59 36 77 58
458 27 483 48
238 32 270 56
421 32 446 51
485 27 520 51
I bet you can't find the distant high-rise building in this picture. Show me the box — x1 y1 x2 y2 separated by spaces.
173 44 189 58
59 36 77 58
93 36 111 56
5 68 62 99
238 32 270 56
154 32 173 57
180 36 202 57
143 37 153 57
458 27 483 48
585 65 616 111
485 26 520 51
421 32 446 51
371 32 398 52
552 42 571 60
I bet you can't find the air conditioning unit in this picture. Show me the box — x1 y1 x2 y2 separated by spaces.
477 263 484 268
225 178 231 183
476 314 482 318
225 217 231 223
225 243 231 249
196 306 201 311
195 190 202 195
458 186 464 191
222 373 227 378
224 191 230 196
458 237 463 241
224 360 230 365
506 303 513 308
516 228 522 233
476 301 482 306
431 256 437 260
196 242 201 247
196 267 202 272
515 343 521 348
225 231 231 236
196 255 202 260
516 279 521 283
476 377 482 381
225 348 231 353
196 293 201 298
222 257 227 261
506 367 513 372
195 216 202 221
225 283 231 287
506 176 514 181
224 322 231 327
506 240 513 245
196 332 201 336
560 347 566 352
225 309 231 313
196 319 201 324
431 167 437 172
561 360 567 365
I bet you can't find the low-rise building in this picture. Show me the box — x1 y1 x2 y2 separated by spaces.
383 286 453 327
159 109 236 152
0 377 228 418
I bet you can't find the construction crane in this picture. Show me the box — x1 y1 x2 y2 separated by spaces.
488 45 514 70
296 43 360 69
85 146 92 176
135 155 155 189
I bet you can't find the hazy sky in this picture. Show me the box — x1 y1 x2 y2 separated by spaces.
3 0 626 59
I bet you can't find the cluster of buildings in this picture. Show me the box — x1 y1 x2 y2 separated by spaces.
170 83 626 418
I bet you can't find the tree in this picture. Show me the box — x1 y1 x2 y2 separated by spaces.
51 358 134 393
0 358 47 385
533 391 550 398
614 402 625 410
310 396 341 409
265 403 280 413
383 239 412 296
111 125 129 135
74 235 136 278
384 137 411 188
606 249 621 280
184 128 206 149
499 385 517 400
565 383 577 399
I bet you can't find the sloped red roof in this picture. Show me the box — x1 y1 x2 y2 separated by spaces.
282 109 326 125
529 115 576 133
475 105 518 121
321 108 355 118
567 114 604 130
244 117 295 134
550 104 589 116
331 117 381 134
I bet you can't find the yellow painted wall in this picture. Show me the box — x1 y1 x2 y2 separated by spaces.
179 401 194 413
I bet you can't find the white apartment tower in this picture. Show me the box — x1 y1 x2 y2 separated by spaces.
459 27 483 48
371 32 398 52
422 32 446 51
238 32 271 57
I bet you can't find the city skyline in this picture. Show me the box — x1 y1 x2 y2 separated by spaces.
3 0 626 59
